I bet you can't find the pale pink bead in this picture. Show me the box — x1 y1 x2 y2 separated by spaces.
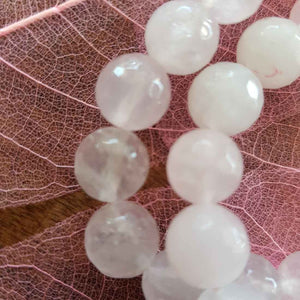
166 204 250 289
145 0 219 75
85 201 159 278
188 62 264 136
200 0 263 25
74 127 149 202
278 251 300 300
167 129 243 203
237 17 300 89
142 251 202 300
95 53 171 131
290 1 300 25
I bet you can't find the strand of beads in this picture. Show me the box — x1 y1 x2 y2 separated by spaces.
73 0 300 299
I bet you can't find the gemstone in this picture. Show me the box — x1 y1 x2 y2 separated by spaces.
200 0 263 25
188 62 264 136
145 0 219 75
167 129 243 203
75 127 149 202
278 251 300 300
95 53 171 131
237 17 300 89
142 251 202 300
85 201 159 278
166 204 250 289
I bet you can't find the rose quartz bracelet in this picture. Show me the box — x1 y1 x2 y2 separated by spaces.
74 1 300 299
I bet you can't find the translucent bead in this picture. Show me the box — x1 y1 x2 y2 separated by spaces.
200 0 263 25
237 17 300 89
290 1 300 25
199 253 278 299
188 62 264 136
278 251 300 300
239 253 279 296
145 0 219 75
167 129 243 203
142 251 202 300
85 201 159 278
95 53 171 131
75 127 149 202
166 204 250 289
199 282 269 300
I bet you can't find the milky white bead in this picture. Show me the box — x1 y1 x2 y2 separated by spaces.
200 0 263 25
237 17 300 89
290 1 300 25
167 129 243 203
278 251 300 300
145 0 219 75
199 254 278 299
188 62 264 136
85 201 159 278
199 282 269 300
95 53 171 131
239 253 278 296
142 251 202 300
75 127 149 202
166 204 250 289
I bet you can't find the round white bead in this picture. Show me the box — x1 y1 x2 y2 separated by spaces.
166 204 250 289
167 129 243 203
199 254 278 299
278 251 300 300
142 251 202 300
75 127 149 202
237 17 300 89
200 0 263 25
95 53 171 131
199 282 269 300
240 253 278 296
85 201 159 278
188 62 264 136
145 0 219 75
290 1 300 25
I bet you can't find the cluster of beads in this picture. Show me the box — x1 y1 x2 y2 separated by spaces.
74 0 300 299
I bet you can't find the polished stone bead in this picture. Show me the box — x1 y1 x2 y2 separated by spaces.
278 251 300 300
95 53 171 131
290 1 300 24
75 127 149 202
167 129 243 203
85 201 159 278
145 0 219 75
188 62 264 136
142 251 202 300
237 17 300 89
199 282 269 300
166 204 250 289
200 0 263 24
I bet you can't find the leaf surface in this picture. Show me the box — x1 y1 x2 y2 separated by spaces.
0 0 299 299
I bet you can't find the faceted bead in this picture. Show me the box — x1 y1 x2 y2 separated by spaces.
237 17 300 89
74 127 149 202
145 0 219 75
290 1 300 25
85 201 159 278
166 204 250 289
200 0 263 24
199 253 279 299
95 53 171 131
142 251 202 300
239 253 279 296
188 62 264 136
199 282 270 300
278 251 300 300
167 129 243 203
